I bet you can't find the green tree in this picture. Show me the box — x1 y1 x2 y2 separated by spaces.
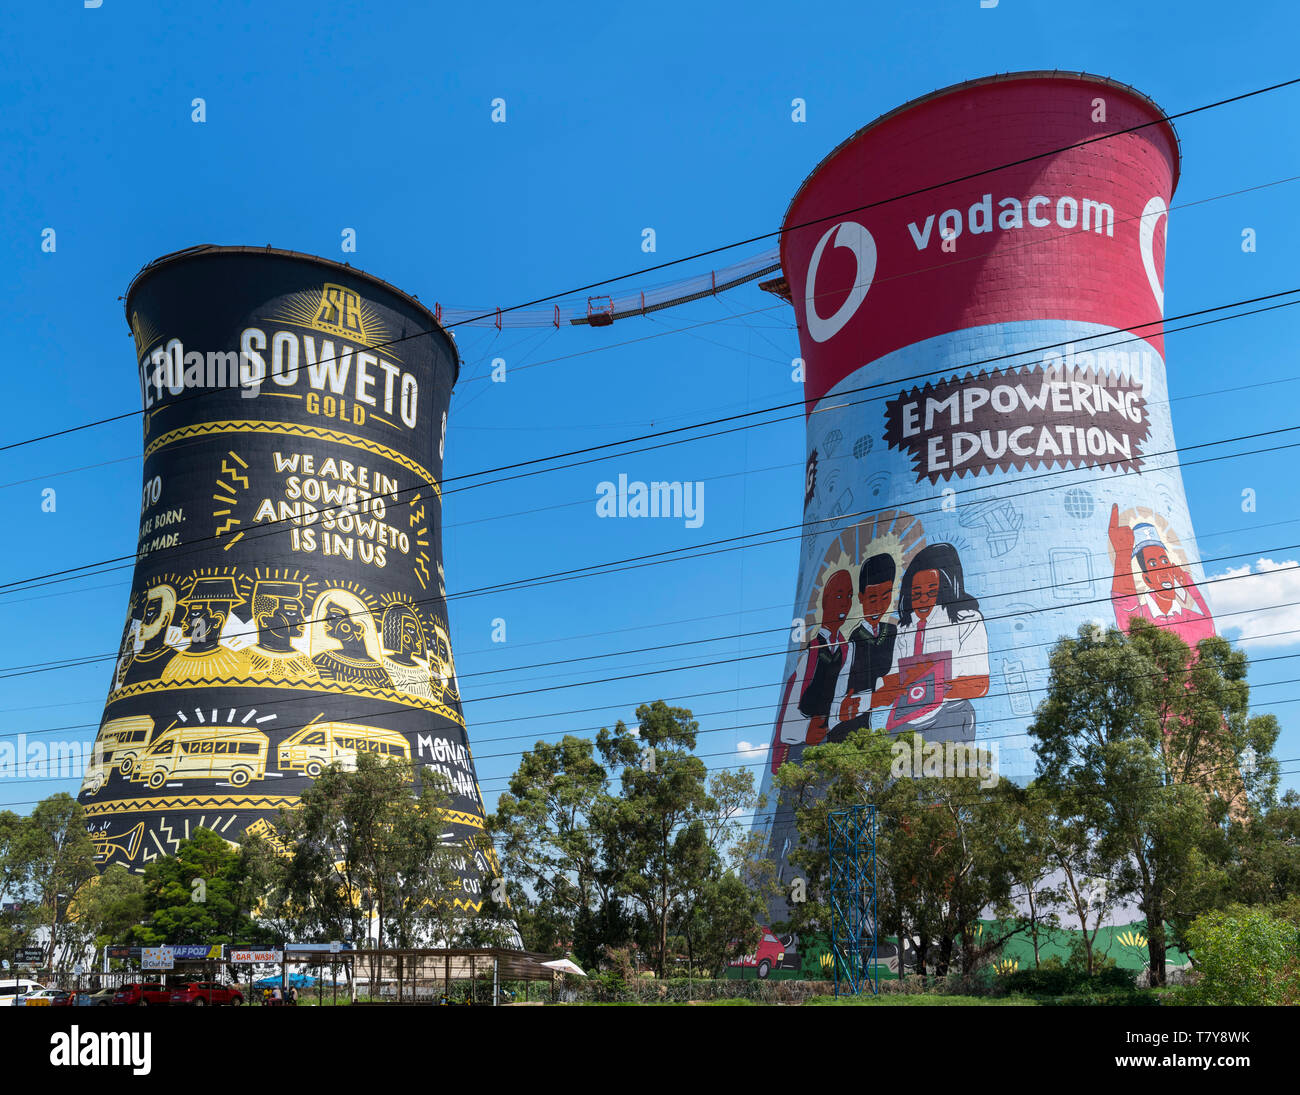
280 752 490 958
489 735 610 961
12 794 98 971
491 702 765 976
66 865 148 953
768 725 896 943
1200 790 1300 911
380 773 486 950
597 701 717 978
1029 620 1280 986
671 769 764 977
0 810 36 960
773 727 1024 977
675 870 764 978
1007 783 1061 970
130 828 267 945
1030 780 1121 976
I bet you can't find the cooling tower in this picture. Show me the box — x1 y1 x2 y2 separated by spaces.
80 246 495 911
758 73 1211 911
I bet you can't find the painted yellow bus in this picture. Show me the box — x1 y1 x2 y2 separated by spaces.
80 715 156 795
277 721 410 778
131 725 269 788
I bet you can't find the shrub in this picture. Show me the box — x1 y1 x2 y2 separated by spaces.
997 965 1136 998
1177 908 1300 1006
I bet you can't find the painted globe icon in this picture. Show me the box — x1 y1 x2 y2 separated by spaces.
1064 487 1094 520
853 434 873 459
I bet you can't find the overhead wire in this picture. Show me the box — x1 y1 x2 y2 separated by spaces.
3 73 1298 456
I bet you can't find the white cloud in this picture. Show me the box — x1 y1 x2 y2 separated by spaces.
1205 558 1300 649
736 740 768 757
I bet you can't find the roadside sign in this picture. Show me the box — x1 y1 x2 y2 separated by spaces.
171 944 222 960
228 948 282 963
142 946 174 970
329 941 342 954
18 948 44 963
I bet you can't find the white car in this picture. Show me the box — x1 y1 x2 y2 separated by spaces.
16 988 66 1007
0 979 47 1007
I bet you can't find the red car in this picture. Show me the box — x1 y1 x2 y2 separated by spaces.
112 982 171 1006
169 981 243 1006
50 991 93 1007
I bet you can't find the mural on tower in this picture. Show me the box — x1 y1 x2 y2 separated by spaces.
753 73 1225 930
80 247 496 912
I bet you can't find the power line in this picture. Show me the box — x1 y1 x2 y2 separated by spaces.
2 291 1297 618
6 562 1299 797
12 573 1300 756
0 485 1292 720
11 671 1300 794
4 73 1297 457
13 169 1296 505
3 444 1300 687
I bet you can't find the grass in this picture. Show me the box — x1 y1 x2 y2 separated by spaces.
565 994 1038 1005
805 994 1038 1006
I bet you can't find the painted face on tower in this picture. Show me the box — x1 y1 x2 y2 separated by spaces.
325 609 361 647
910 568 941 617
399 616 422 656
271 599 305 639
822 570 854 629
859 581 894 624
1138 545 1186 593
185 604 219 648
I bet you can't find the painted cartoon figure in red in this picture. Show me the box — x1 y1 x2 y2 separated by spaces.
1108 503 1216 648
769 568 854 771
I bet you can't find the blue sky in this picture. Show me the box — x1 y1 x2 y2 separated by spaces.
2 0 1299 820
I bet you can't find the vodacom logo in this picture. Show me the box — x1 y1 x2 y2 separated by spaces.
1139 196 1167 315
804 221 876 343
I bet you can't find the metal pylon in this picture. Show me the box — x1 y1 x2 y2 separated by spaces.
828 804 879 996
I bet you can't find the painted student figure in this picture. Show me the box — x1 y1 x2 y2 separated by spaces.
872 544 988 743
830 552 898 742
771 569 854 770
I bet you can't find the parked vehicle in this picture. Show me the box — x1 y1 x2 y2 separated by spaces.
51 991 94 1007
17 988 64 1007
112 982 171 1006
168 981 243 1006
84 986 117 1006
0 979 44 1007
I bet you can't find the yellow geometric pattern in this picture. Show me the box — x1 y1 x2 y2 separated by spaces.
82 795 487 831
110 674 466 728
144 420 442 497
83 794 302 816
